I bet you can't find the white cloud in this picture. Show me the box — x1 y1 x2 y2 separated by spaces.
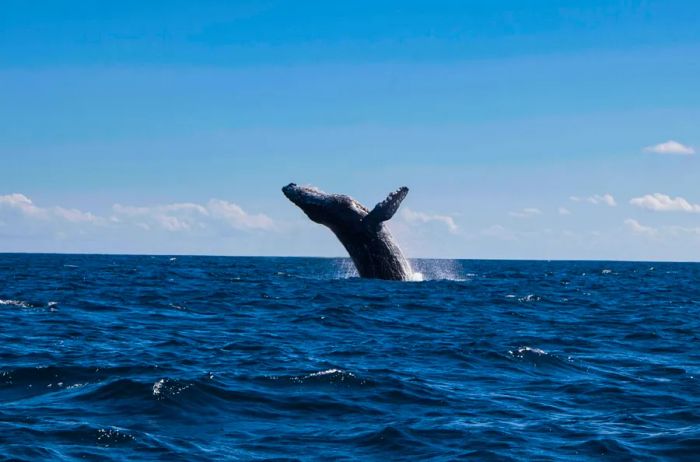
667 225 700 236
0 193 47 218
112 202 210 232
569 194 617 207
54 207 103 224
629 193 700 213
112 199 274 232
1 193 275 237
625 219 700 239
624 219 658 237
508 207 542 218
558 207 571 216
643 140 695 155
402 207 458 233
0 193 102 224
207 199 274 231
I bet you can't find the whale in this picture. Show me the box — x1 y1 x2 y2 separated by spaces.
282 183 413 281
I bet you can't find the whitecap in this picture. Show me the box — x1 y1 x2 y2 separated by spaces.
305 368 352 379
152 378 165 396
0 299 30 308
509 346 547 357
96 427 135 445
152 378 190 398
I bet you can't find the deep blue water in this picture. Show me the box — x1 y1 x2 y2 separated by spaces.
1 254 699 461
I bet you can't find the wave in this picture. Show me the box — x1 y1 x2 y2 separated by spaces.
0 299 57 310
263 368 370 387
330 258 468 281
0 299 30 308
3 255 700 461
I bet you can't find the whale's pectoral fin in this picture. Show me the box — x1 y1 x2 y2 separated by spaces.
365 187 409 225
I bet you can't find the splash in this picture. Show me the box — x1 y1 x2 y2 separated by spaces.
333 258 467 281
408 259 466 281
409 271 424 282
335 259 359 279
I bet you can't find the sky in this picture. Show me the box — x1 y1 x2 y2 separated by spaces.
1 0 699 260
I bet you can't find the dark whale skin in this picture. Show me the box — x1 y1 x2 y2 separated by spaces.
282 183 413 281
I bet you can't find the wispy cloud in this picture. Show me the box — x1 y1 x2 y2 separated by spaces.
643 140 695 155
625 218 700 238
508 207 542 218
0 193 103 224
112 200 274 232
666 226 700 237
629 193 700 213
558 207 571 216
402 207 458 233
0 193 275 237
624 219 658 237
569 194 617 207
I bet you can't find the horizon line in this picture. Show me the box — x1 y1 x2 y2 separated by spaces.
0 251 697 265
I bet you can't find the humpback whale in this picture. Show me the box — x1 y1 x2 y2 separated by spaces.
282 183 413 281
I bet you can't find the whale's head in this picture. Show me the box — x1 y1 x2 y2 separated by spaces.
282 183 369 229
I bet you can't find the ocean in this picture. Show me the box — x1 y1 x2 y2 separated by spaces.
1 254 698 461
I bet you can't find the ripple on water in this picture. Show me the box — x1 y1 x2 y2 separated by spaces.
1 255 699 460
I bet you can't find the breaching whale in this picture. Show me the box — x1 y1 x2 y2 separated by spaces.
282 183 413 281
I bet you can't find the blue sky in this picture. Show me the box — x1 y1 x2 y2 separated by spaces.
1 1 699 260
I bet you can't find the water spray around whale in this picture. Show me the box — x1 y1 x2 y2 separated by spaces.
282 183 414 281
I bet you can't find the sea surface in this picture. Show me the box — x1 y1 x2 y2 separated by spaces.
1 254 699 461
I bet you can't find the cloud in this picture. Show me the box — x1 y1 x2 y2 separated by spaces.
629 193 700 213
625 219 700 239
0 193 102 224
402 207 458 233
54 207 103 224
569 194 617 207
111 200 275 232
207 199 275 231
624 219 658 237
558 207 571 215
508 207 542 218
666 225 700 237
0 193 47 218
643 140 695 155
1 193 275 238
112 203 209 232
